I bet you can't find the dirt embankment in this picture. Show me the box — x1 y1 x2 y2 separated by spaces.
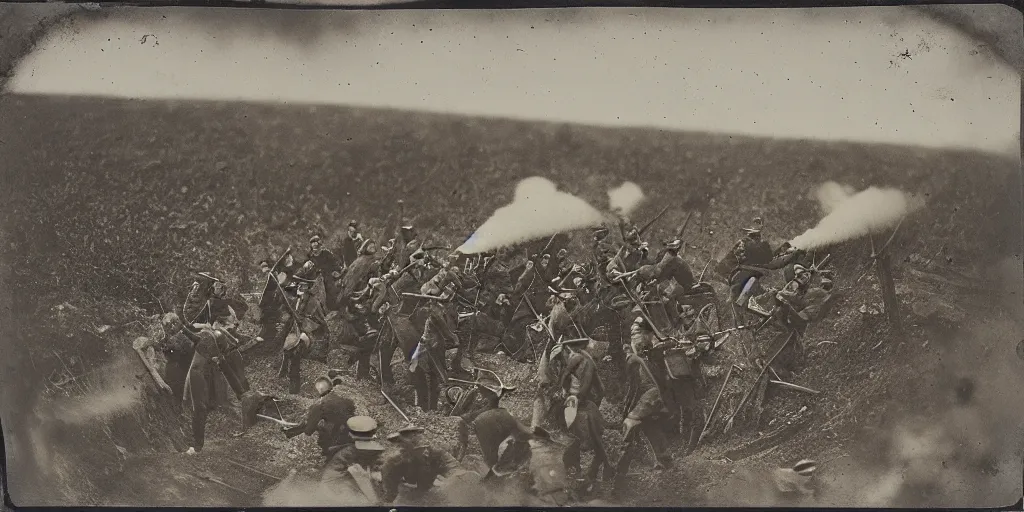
0 95 1020 506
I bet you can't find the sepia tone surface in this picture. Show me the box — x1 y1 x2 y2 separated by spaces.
0 4 1021 508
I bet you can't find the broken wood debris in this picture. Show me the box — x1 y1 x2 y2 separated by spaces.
769 380 821 395
720 417 811 462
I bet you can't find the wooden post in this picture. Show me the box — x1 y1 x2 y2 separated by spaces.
871 234 904 335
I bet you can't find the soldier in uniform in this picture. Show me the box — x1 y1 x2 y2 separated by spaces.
338 239 380 309
380 425 464 503
615 343 674 487
343 280 383 381
340 220 365 269
319 416 387 502
590 227 616 277
255 261 292 345
409 291 458 411
557 337 610 484
725 219 798 306
287 375 357 458
178 321 249 454
182 272 219 324
451 374 520 462
303 235 344 311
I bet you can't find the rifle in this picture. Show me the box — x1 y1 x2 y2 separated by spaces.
675 211 694 239
638 205 672 237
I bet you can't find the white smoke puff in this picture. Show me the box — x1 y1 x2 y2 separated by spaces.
608 181 645 215
458 177 605 254
790 184 924 251
814 181 857 214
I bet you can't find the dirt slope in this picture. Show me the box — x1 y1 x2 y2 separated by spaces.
0 94 1020 507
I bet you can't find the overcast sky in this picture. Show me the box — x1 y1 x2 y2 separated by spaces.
8 6 1020 157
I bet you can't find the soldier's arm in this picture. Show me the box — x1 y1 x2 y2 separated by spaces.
433 310 459 342
575 359 595 399
302 402 324 436
379 456 403 503
558 354 582 392
436 449 461 478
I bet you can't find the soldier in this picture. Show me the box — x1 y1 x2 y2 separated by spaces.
338 239 380 308
591 227 616 276
279 331 311 395
726 219 798 306
652 304 710 451
319 416 387 502
410 292 458 411
557 337 610 484
451 374 518 461
303 235 344 311
343 281 382 381
178 321 248 455
395 220 424 270
255 261 291 345
286 375 357 458
182 272 219 324
546 291 576 342
340 220 366 269
615 343 673 487
380 425 463 503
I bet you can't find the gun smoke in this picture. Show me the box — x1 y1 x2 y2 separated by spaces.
789 182 924 251
457 177 605 254
607 181 646 216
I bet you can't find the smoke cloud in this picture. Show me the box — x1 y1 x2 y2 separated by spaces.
607 181 646 216
790 182 924 250
263 471 374 506
457 177 605 254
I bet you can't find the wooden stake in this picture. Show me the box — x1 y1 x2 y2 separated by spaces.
724 332 793 433
872 233 904 336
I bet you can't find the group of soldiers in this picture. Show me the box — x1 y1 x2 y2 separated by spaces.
150 203 836 503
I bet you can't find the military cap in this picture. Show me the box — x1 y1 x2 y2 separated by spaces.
348 220 359 228
313 376 333 395
742 227 761 235
665 239 683 250
793 459 817 476
346 416 384 450
309 235 322 244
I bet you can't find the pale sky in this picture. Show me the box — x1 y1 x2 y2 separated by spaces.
8 6 1020 156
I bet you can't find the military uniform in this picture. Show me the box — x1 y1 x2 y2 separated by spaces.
338 239 380 307
319 416 386 503
182 273 219 324
411 302 457 411
344 287 381 381
558 341 610 483
381 426 462 503
296 385 358 457
340 224 365 268
616 351 672 479
304 236 343 311
180 325 248 452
